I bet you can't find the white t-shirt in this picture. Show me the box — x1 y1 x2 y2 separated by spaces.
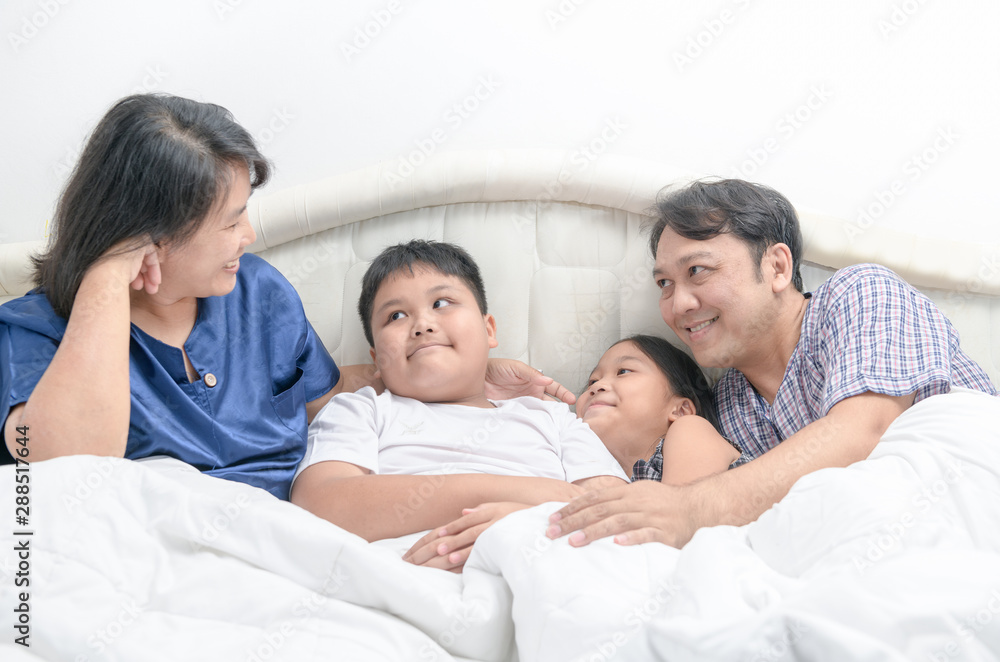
295 387 628 484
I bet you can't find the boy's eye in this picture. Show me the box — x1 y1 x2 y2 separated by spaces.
617 368 633 376
389 311 407 322
432 299 452 309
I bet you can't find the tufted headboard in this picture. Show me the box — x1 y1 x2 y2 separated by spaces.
2 149 998 393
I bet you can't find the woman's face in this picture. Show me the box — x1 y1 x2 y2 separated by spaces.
576 341 683 471
154 164 256 302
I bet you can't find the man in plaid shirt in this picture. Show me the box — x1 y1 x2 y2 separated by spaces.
547 179 997 549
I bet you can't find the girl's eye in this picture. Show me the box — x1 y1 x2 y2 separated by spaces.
432 299 451 309
617 368 633 376
389 311 407 322
586 378 597 387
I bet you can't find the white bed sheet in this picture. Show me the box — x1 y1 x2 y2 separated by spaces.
1 390 999 661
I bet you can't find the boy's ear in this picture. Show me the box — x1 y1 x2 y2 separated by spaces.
368 347 381 378
666 397 695 423
484 314 498 349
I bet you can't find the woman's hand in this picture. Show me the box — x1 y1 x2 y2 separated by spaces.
545 481 699 549
403 502 530 572
117 239 162 295
485 358 576 404
94 237 161 295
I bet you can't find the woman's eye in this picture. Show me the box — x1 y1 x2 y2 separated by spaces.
389 311 406 322
432 299 451 309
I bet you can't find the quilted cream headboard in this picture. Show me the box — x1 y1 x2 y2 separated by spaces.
1 149 997 393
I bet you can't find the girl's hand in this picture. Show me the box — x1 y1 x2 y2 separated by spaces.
403 502 530 572
485 358 576 405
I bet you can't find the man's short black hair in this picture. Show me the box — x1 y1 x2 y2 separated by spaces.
648 179 804 292
358 240 488 347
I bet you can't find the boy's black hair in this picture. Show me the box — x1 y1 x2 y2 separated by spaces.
358 240 488 347
615 334 720 431
647 178 804 292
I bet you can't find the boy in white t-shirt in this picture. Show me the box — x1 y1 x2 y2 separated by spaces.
291 240 627 548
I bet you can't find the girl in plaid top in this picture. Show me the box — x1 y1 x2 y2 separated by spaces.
576 335 739 485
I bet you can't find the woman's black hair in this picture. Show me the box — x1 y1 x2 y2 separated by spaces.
616 334 720 431
32 93 271 318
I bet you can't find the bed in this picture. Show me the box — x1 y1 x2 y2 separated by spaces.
1 149 999 661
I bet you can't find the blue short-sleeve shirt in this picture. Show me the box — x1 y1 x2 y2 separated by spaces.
715 263 997 464
0 253 339 500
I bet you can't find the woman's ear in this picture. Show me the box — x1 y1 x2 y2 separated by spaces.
666 397 696 423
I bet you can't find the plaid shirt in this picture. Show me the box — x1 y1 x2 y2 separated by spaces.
631 439 664 481
716 263 998 465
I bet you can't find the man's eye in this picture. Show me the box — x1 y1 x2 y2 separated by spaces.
656 279 670 289
690 265 706 276
389 311 406 322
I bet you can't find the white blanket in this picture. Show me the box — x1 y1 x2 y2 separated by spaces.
2 390 1000 661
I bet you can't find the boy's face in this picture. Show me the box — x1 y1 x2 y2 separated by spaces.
369 265 497 404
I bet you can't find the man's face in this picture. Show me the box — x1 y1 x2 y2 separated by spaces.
652 228 779 372
369 266 497 403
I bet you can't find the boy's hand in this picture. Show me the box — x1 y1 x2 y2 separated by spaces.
485 359 576 404
403 502 530 572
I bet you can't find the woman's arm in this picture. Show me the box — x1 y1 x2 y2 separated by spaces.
659 415 741 486
305 359 575 423
4 243 159 461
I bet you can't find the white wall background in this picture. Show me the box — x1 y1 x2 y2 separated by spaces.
1 0 997 247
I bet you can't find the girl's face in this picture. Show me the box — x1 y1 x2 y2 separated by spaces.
576 341 691 472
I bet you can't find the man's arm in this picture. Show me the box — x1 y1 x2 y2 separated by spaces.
546 391 914 548
291 460 584 542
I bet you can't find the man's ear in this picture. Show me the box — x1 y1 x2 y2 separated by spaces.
764 242 795 294
666 397 696 423
484 314 498 349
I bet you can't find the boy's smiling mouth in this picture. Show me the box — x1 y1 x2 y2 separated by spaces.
408 342 449 358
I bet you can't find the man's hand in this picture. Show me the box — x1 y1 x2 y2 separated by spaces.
546 481 699 549
485 358 576 404
546 391 916 550
403 502 530 572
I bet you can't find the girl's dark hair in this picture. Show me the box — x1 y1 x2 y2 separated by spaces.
358 240 488 347
616 334 720 431
647 178 804 292
32 93 271 318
